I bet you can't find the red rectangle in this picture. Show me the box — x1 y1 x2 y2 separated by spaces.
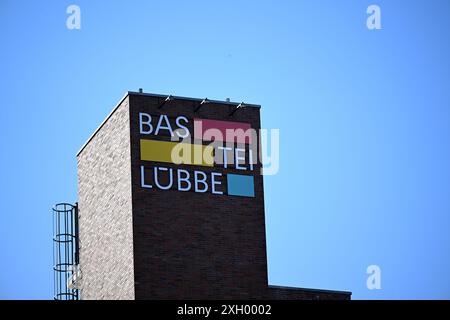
194 118 253 144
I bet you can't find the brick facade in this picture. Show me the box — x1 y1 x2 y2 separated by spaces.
77 96 135 299
76 91 351 300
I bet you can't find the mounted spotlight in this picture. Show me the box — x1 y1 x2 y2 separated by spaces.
229 102 245 116
194 98 210 113
158 95 174 109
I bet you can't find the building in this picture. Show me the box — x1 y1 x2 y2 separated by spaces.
73 91 351 300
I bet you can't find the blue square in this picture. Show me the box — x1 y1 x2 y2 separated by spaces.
227 174 255 197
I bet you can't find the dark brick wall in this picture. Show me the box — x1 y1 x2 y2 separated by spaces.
267 286 351 300
128 93 269 299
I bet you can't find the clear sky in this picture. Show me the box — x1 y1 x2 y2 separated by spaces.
0 0 449 299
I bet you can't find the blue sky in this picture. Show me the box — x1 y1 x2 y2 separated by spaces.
1 0 449 299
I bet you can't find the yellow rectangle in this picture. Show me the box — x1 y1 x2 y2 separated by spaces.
140 139 214 167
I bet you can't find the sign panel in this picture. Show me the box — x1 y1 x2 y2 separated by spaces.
138 112 256 197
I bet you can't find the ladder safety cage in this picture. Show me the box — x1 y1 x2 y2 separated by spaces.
53 202 80 300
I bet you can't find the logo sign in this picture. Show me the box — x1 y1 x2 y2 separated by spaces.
138 113 256 197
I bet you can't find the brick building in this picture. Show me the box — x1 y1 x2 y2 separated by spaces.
76 91 351 300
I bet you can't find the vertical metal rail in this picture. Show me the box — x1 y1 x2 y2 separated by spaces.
53 203 80 300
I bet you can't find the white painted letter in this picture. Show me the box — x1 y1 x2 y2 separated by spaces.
140 166 152 189
155 115 173 136
177 169 191 191
218 146 232 168
175 116 190 138
249 149 254 171
194 171 208 193
211 172 223 195
154 167 173 190
235 148 246 170
139 113 153 134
